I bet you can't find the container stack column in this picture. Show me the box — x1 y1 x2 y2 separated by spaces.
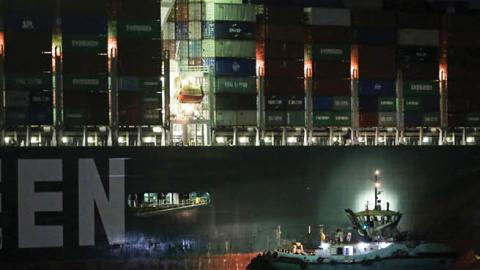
445 14 480 133
397 12 441 137
260 4 305 137
61 0 109 143
353 10 397 141
117 0 162 146
308 7 352 138
4 0 55 145
204 2 257 134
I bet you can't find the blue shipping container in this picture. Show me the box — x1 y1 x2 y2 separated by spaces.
175 22 188 40
354 28 396 45
119 77 140 91
358 80 396 96
203 21 255 40
61 16 108 34
422 96 440 111
312 96 333 111
203 58 256 77
404 112 423 127
5 14 54 33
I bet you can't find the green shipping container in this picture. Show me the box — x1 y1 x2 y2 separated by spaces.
63 35 107 53
202 40 255 58
312 44 351 61
378 97 396 112
118 21 161 38
140 77 161 91
215 77 256 94
332 96 351 111
423 113 440 126
403 81 439 96
6 74 52 90
465 113 480 126
205 3 256 22
404 97 422 112
287 111 305 126
63 75 108 91
313 112 351 127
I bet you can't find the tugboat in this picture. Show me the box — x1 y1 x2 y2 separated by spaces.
247 170 456 270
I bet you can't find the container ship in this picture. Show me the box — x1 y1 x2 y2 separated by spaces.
0 0 480 269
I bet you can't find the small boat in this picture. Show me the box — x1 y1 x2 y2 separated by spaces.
247 170 456 270
176 84 203 104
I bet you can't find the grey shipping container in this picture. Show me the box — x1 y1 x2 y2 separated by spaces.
306 8 351 26
204 3 256 22
397 29 439 47
202 40 255 58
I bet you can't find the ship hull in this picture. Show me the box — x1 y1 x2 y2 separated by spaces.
0 146 479 268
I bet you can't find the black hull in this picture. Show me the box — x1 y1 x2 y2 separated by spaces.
1 146 480 264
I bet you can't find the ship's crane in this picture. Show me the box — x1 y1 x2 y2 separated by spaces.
161 0 175 29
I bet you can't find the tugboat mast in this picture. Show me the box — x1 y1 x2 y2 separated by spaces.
374 170 380 210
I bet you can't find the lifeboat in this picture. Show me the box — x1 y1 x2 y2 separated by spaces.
176 84 204 104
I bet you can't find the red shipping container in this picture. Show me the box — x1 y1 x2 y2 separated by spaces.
258 41 304 60
312 79 351 96
359 112 379 127
174 3 188 21
264 59 304 78
162 40 177 59
308 26 352 43
264 78 305 95
313 61 351 80
258 24 306 42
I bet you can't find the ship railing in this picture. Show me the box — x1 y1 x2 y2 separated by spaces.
135 198 207 210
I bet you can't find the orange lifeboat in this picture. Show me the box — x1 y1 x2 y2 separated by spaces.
176 84 204 104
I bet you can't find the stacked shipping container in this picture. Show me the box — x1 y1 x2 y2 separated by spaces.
117 0 162 126
354 10 397 127
260 5 305 127
446 14 480 127
308 7 352 128
398 12 441 127
204 2 257 127
61 0 109 127
4 0 55 126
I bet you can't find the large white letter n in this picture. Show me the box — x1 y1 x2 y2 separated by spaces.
79 159 125 246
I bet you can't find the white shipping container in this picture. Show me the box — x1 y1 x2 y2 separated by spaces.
188 21 202 40
397 29 440 47
378 112 397 126
202 40 256 58
216 110 236 126
236 110 257 126
162 22 175 40
342 0 383 9
188 2 203 21
205 3 256 22
306 8 351 26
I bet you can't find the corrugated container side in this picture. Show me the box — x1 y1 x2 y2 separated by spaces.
352 10 396 28
118 55 161 76
141 108 162 125
313 96 333 111
378 97 396 112
202 21 255 40
312 79 351 96
62 35 107 53
332 96 351 111
215 77 257 94
118 0 159 20
202 40 256 58
359 97 378 112
400 63 439 81
403 81 439 96
313 111 351 126
308 26 352 43
5 74 52 90
175 22 189 39
61 16 108 34
264 6 304 24
5 14 54 33
266 96 286 111
307 8 351 26
264 59 304 78
204 3 256 22
265 111 287 126
188 2 203 21
313 61 351 80
447 48 480 66
404 97 423 112
404 112 440 127
447 31 480 48
117 21 161 38
5 91 30 107
285 96 305 111
63 53 108 73
378 112 397 126
354 28 396 45
63 75 108 91
397 12 440 29
446 14 480 31
215 93 257 110
358 80 396 96
287 111 305 127
188 40 203 58
5 53 52 73
397 46 439 64
236 110 257 126
397 29 439 47
174 2 189 21
343 0 383 10
203 58 256 77
312 44 350 62
188 21 202 40
4 32 52 54
162 22 176 40
264 78 305 95
258 42 304 60
259 24 306 42
359 112 378 127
